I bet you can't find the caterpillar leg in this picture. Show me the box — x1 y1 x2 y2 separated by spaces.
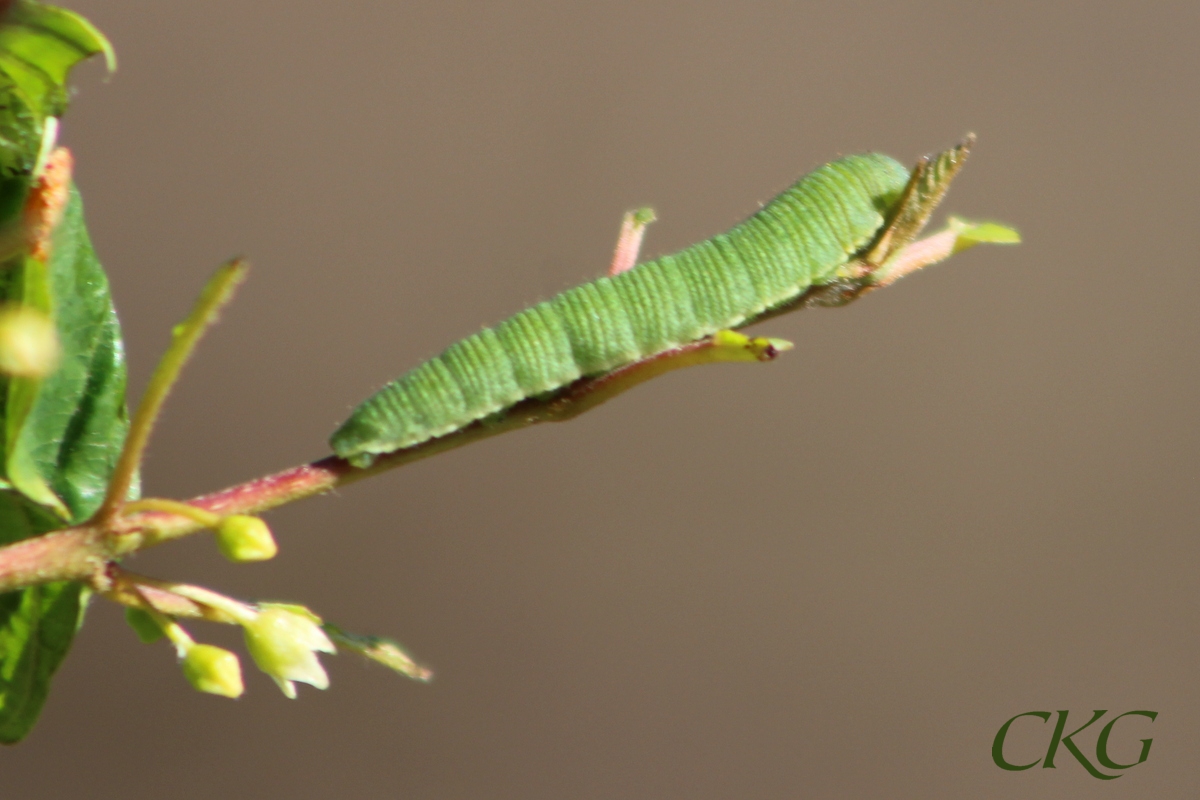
542 330 791 422
607 207 656 276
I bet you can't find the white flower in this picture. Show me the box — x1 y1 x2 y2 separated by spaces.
242 605 335 698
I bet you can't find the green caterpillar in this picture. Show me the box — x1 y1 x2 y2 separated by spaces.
332 142 997 467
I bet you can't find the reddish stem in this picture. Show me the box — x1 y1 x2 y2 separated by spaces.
0 218 980 595
0 335 748 592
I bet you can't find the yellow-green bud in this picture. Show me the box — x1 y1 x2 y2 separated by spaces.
124 607 165 644
215 515 278 562
0 305 59 377
243 606 335 699
181 644 244 698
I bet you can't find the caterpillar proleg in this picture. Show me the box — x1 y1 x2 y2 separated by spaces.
332 139 1006 466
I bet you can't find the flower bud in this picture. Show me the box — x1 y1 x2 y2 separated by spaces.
124 607 165 644
181 644 244 698
215 515 278 562
242 605 335 699
0 305 59 377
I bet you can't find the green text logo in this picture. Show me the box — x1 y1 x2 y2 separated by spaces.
992 710 1157 780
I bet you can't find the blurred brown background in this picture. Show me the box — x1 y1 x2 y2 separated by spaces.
2 0 1197 797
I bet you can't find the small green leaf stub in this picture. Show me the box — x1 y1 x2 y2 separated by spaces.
950 217 1021 248
124 607 164 644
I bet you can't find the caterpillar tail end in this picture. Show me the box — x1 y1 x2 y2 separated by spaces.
345 452 376 469
330 416 386 469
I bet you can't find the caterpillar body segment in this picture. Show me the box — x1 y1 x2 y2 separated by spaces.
332 152 911 465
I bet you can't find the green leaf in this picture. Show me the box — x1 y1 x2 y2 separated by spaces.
0 0 113 178
5 189 129 515
0 1 120 744
0 2 118 743
0 576 82 742
0 187 128 744
3 250 67 517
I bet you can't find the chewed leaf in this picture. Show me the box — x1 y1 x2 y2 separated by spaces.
0 0 113 177
865 136 974 266
0 0 114 83
324 623 433 683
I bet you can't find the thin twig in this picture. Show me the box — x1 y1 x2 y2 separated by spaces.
0 332 783 591
115 334 774 543
93 260 248 524
122 498 221 527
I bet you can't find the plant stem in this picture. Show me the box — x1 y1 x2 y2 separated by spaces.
0 526 104 591
122 498 222 527
0 222 1013 595
93 260 248 524
0 332 776 591
121 332 798 539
